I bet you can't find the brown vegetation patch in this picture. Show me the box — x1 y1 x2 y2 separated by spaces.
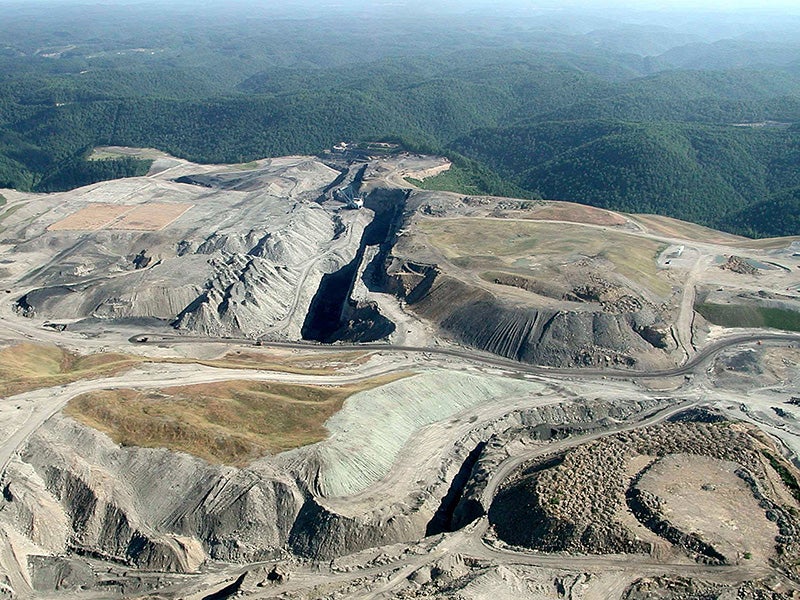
523 201 627 226
0 343 141 396
164 349 371 376
0 342 371 396
109 203 193 231
213 349 370 373
421 218 669 296
628 214 746 245
64 373 410 466
48 204 132 231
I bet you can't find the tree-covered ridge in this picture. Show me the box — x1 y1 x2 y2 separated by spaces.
34 148 152 193
0 4 799 236
721 188 800 238
450 121 800 232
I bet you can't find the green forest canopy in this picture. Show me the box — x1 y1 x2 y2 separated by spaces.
1 2 799 237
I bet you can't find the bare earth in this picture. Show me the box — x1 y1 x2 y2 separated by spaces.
0 149 798 599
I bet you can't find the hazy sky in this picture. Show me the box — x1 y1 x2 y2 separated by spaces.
3 0 800 8
2 0 799 21
410 0 800 11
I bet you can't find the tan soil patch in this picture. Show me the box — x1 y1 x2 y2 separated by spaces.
48 202 192 232
524 201 627 226
109 203 193 230
48 204 132 231
637 453 778 566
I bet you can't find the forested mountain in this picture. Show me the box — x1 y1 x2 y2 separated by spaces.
722 187 800 238
451 121 800 227
0 1 798 236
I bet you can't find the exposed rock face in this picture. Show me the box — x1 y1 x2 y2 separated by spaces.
398 273 674 369
2 462 69 554
172 204 352 339
28 556 96 593
15 416 303 571
287 498 425 560
2 374 672 572
9 158 362 340
622 576 793 600
302 188 406 343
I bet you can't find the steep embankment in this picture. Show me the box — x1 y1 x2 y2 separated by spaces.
3 371 670 571
394 272 674 369
301 188 407 343
11 415 303 569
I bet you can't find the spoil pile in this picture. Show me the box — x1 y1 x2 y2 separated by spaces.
490 416 799 571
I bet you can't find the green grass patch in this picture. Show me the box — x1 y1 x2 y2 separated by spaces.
762 450 800 503
696 303 800 332
88 147 165 161
0 193 6 207
408 164 483 195
420 219 671 297
408 160 536 200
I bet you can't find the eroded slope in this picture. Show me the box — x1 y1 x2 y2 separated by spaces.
4 156 365 340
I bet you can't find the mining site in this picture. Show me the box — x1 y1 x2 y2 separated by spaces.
0 147 799 599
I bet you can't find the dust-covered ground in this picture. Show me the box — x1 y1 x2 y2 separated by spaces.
0 149 799 599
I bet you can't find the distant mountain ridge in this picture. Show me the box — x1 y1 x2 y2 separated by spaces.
1 4 799 236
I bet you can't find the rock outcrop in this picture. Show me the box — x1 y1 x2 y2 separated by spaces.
2 374 673 572
397 273 674 369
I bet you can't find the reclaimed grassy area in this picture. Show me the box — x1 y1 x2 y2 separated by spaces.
0 343 143 397
420 218 670 296
0 343 370 396
88 146 166 161
697 303 800 332
64 373 410 466
628 213 746 245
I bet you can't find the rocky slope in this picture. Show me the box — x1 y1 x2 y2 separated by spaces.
392 270 675 369
1 373 672 573
7 158 367 340
488 413 800 572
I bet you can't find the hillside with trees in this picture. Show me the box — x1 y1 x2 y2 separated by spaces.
0 1 798 235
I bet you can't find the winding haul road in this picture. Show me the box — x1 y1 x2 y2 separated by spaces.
188 396 766 600
1 154 798 597
119 328 800 598
130 330 800 380
0 326 787 598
